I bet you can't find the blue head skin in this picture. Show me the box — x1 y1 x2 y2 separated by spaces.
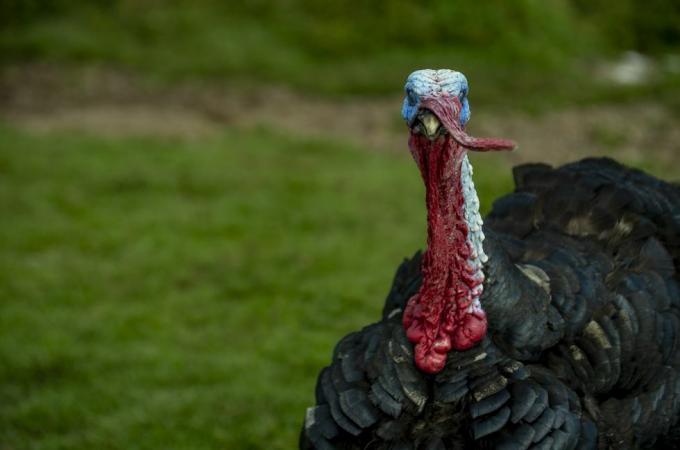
401 69 471 128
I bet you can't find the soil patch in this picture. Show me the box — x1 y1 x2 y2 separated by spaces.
2 64 678 167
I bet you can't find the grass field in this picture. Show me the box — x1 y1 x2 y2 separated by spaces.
0 124 517 449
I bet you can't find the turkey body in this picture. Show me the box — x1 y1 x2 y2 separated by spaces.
301 158 680 450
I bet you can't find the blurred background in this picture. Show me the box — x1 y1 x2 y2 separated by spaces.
1 1 679 449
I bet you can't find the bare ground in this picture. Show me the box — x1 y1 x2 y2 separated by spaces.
2 64 679 167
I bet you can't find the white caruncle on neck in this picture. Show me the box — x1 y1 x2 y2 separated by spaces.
460 154 487 312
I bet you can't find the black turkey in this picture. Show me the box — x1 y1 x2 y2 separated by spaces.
300 69 680 449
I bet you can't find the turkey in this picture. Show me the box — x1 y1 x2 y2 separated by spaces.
300 69 680 449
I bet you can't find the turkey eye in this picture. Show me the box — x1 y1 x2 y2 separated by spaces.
407 89 417 106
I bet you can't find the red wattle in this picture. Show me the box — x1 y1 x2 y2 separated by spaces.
403 94 508 374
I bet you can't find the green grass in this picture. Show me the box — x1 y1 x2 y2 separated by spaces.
0 124 514 449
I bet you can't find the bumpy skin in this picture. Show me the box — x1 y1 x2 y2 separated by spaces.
402 94 514 374
403 130 488 374
301 158 680 449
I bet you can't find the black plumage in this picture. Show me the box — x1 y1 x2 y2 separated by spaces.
301 158 680 449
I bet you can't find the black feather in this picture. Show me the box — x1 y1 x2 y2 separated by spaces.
471 389 511 419
509 382 538 424
338 388 379 428
472 406 511 439
529 408 556 443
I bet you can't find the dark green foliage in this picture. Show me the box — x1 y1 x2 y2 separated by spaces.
1 1 677 100
572 0 680 52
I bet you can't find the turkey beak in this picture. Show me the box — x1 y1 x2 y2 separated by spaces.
419 111 441 140
413 110 443 140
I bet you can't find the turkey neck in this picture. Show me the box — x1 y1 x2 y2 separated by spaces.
403 132 488 374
